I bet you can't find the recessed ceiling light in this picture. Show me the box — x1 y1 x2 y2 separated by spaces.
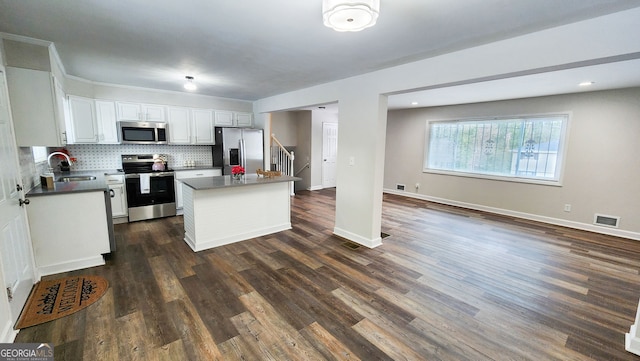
411 101 418 106
579 81 595 87
184 76 197 91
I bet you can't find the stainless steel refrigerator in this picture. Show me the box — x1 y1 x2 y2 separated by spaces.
213 127 264 175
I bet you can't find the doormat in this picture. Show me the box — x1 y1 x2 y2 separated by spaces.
15 275 108 329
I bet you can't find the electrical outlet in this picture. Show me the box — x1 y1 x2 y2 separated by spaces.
564 204 571 212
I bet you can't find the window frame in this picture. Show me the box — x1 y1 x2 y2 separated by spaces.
423 112 571 186
32 146 48 163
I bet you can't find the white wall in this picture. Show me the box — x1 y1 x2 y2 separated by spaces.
295 112 312 191
65 77 253 112
385 87 640 238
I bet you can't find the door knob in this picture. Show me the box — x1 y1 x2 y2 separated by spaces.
16 184 23 192
19 198 30 206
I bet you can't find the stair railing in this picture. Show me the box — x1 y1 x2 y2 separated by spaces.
271 134 295 195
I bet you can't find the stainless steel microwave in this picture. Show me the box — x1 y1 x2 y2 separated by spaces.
118 121 168 144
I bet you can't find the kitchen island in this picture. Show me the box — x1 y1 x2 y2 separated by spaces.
181 174 300 251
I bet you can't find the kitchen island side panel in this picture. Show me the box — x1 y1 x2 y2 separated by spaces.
183 180 291 251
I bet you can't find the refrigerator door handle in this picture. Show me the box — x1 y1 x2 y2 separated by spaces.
240 138 247 168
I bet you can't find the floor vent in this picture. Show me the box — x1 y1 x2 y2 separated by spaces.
342 241 361 250
594 214 620 228
396 184 405 191
381 232 390 239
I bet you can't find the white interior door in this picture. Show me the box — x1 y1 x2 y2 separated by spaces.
322 122 338 188
0 69 35 331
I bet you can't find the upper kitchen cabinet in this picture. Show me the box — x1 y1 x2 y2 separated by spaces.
236 112 253 127
214 110 253 127
67 95 98 143
192 109 215 144
166 106 191 144
95 100 119 143
214 110 234 126
116 102 165 122
6 67 67 146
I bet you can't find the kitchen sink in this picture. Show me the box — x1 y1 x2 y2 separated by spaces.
57 175 97 182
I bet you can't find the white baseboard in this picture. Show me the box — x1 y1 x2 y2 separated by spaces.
627 326 640 356
112 216 129 224
0 320 17 343
37 256 106 278
308 185 324 191
185 223 292 252
383 188 640 241
333 227 383 249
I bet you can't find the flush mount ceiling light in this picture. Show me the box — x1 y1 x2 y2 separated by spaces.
579 81 595 87
184 76 197 91
322 0 380 32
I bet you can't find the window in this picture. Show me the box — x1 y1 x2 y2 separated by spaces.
424 114 568 183
32 146 48 163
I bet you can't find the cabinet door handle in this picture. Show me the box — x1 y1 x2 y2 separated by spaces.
16 184 23 192
109 189 115 198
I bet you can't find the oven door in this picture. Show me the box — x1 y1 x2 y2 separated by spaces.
125 172 176 208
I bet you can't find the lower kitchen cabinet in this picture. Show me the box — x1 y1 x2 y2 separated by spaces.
105 174 127 219
26 191 111 277
109 184 127 217
175 169 222 211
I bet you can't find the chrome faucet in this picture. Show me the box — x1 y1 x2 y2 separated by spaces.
47 152 72 173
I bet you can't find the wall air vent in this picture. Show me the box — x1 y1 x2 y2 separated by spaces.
594 214 620 228
396 184 405 191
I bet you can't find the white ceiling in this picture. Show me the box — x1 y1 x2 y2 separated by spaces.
1 0 640 108
386 58 640 110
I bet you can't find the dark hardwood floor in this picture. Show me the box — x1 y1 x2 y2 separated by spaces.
15 188 640 360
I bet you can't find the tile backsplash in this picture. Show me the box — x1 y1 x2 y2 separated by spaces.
63 144 213 170
19 144 213 192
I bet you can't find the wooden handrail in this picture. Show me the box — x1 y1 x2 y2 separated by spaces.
271 134 293 158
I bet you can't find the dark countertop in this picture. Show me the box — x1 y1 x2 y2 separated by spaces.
26 170 121 197
172 166 223 172
181 174 300 191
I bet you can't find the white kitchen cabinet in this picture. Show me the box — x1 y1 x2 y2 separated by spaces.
167 106 191 144
109 184 127 218
117 102 165 122
214 110 253 127
68 95 98 143
105 174 127 218
214 110 234 126
26 191 111 276
236 112 253 127
95 100 119 143
192 109 215 144
174 169 222 210
144 104 165 121
117 102 140 120
6 67 67 146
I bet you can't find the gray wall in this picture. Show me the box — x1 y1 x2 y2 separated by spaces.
271 111 300 147
269 108 339 191
384 87 640 237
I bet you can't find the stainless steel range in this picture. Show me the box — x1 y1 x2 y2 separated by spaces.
122 154 176 222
